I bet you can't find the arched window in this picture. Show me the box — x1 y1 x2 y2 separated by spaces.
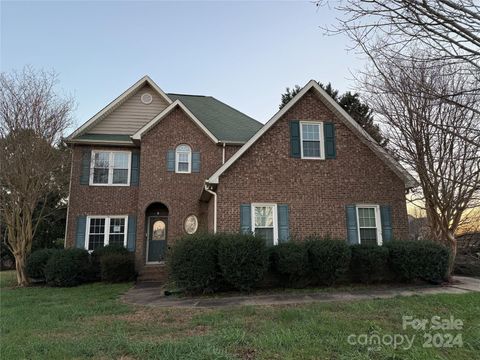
175 144 191 173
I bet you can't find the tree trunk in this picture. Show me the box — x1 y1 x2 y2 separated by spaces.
14 252 29 286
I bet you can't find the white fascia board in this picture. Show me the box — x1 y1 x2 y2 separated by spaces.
131 100 219 143
208 79 417 188
67 76 172 140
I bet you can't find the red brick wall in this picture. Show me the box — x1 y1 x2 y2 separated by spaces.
215 89 409 240
65 145 139 249
134 107 223 268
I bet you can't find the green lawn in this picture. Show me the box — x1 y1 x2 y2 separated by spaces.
1 271 479 360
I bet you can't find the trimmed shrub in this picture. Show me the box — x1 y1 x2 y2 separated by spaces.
349 245 389 283
26 248 59 280
169 233 221 294
387 240 450 283
45 248 93 287
271 242 309 287
100 253 135 283
306 238 351 285
218 234 268 291
91 245 131 277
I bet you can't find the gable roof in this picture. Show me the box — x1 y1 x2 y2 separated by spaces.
168 94 263 143
66 76 172 141
208 80 418 189
131 100 220 143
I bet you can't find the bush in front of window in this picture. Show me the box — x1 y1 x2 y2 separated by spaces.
306 238 351 285
218 234 269 292
100 253 136 283
91 245 131 278
26 248 60 281
45 248 94 287
271 242 310 288
386 240 450 284
168 233 222 294
349 245 390 284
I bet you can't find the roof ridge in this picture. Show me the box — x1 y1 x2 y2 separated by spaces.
167 93 208 97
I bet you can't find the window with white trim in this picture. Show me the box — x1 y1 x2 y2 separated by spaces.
175 144 191 173
356 205 382 245
252 204 278 246
90 151 131 185
86 216 128 251
300 122 324 159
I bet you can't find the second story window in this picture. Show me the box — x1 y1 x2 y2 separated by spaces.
300 122 324 159
175 144 191 173
90 151 131 186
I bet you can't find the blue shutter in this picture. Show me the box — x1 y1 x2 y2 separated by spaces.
380 205 393 242
240 204 252 234
75 216 87 249
290 121 301 158
127 216 137 252
346 205 359 245
130 150 140 186
192 151 201 173
277 204 289 243
166 150 175 172
80 150 91 185
324 122 336 159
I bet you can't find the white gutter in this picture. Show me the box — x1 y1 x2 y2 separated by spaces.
204 184 217 233
64 144 75 248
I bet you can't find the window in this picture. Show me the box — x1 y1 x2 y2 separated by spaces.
356 205 382 245
300 122 324 159
90 151 131 186
175 144 191 173
252 204 278 246
86 216 128 251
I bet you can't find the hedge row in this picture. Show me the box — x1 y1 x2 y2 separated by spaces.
169 235 450 293
26 245 136 287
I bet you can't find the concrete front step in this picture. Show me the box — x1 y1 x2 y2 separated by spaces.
137 264 169 283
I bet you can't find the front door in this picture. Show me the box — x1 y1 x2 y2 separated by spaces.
147 216 167 263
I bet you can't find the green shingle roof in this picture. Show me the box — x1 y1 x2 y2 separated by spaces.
75 134 133 143
168 94 263 143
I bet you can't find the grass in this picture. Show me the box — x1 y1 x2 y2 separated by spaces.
1 271 479 360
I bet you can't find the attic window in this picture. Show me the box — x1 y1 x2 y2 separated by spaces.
141 93 153 104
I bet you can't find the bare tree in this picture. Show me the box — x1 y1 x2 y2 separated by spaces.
0 67 73 286
361 54 479 275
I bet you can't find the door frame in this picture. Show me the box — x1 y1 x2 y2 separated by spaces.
145 215 168 264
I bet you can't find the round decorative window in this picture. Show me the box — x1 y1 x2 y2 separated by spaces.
184 215 198 234
141 93 153 104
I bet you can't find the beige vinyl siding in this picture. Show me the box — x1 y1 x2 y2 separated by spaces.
88 84 169 135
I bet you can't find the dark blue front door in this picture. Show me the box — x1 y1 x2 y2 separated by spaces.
147 216 167 262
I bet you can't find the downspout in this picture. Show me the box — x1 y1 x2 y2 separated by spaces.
204 184 217 234
222 142 226 164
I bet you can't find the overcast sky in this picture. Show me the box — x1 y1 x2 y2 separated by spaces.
1 1 365 131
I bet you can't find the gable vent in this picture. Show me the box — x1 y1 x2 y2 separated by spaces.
141 93 153 105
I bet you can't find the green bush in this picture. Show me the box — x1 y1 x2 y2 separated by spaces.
100 253 135 283
271 242 309 287
26 248 59 280
349 245 389 283
169 233 221 294
306 238 351 285
387 240 450 283
218 234 268 291
91 245 130 277
45 248 93 287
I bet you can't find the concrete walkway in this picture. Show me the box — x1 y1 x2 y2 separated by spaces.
122 276 480 308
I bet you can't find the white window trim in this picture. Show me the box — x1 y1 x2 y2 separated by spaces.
175 144 192 174
85 215 128 251
355 204 383 245
89 150 131 186
251 203 279 246
300 121 325 160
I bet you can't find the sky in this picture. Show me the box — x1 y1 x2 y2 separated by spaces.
1 1 365 132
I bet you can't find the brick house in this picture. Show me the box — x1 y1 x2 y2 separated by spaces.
65 76 416 281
